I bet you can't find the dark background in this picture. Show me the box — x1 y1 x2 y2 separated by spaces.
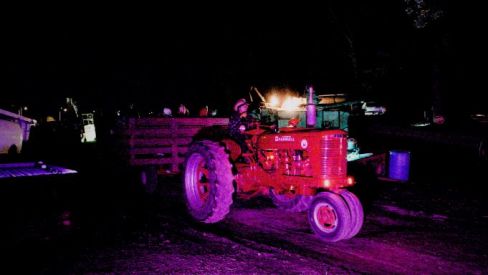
4 1 486 120
2 3 488 273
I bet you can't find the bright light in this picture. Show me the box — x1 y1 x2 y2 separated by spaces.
323 179 331 188
269 94 280 107
347 177 355 185
281 96 304 111
265 88 306 111
63 108 68 112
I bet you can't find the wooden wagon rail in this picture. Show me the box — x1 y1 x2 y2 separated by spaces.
127 117 229 173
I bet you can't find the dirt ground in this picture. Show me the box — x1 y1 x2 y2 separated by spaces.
2 143 487 274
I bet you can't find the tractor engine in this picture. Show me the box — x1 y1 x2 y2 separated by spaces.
250 129 351 194
257 148 312 177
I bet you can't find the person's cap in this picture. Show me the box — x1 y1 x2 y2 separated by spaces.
163 108 172 116
234 98 249 112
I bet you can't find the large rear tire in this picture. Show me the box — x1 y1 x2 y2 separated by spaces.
269 188 312 212
339 189 364 239
308 192 351 242
184 140 234 223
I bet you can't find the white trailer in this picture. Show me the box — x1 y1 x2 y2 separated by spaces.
0 108 36 155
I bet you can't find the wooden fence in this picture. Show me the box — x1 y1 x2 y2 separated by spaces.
127 117 229 173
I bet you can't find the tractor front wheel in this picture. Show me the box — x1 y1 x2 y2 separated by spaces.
308 192 351 242
339 189 364 239
184 140 234 223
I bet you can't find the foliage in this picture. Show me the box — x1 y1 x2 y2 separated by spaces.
403 0 444 29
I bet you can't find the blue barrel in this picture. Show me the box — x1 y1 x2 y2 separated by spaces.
388 150 410 181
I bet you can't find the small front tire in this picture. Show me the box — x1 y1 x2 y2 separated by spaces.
308 192 351 242
339 189 364 239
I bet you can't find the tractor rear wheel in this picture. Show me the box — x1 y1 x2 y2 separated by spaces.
339 189 364 239
269 188 312 212
184 140 234 223
308 192 351 242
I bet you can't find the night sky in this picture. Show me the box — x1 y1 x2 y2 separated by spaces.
4 1 486 120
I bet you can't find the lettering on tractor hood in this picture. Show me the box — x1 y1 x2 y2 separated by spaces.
275 135 295 142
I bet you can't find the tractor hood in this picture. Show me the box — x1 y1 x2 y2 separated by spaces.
257 128 347 150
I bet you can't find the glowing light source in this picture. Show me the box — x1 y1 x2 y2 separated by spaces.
323 179 331 188
281 96 304 111
269 94 280 107
347 176 355 185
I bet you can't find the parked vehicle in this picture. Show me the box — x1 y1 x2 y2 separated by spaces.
0 108 35 155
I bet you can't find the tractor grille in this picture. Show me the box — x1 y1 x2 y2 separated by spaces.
320 134 347 178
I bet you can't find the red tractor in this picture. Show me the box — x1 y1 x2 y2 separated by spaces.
183 125 363 242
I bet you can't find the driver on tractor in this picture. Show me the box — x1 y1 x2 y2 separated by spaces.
228 98 255 154
228 98 277 161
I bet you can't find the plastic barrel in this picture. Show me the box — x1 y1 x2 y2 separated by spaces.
388 150 410 181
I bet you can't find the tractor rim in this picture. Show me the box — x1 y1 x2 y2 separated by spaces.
314 202 337 232
196 161 210 202
186 154 211 209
